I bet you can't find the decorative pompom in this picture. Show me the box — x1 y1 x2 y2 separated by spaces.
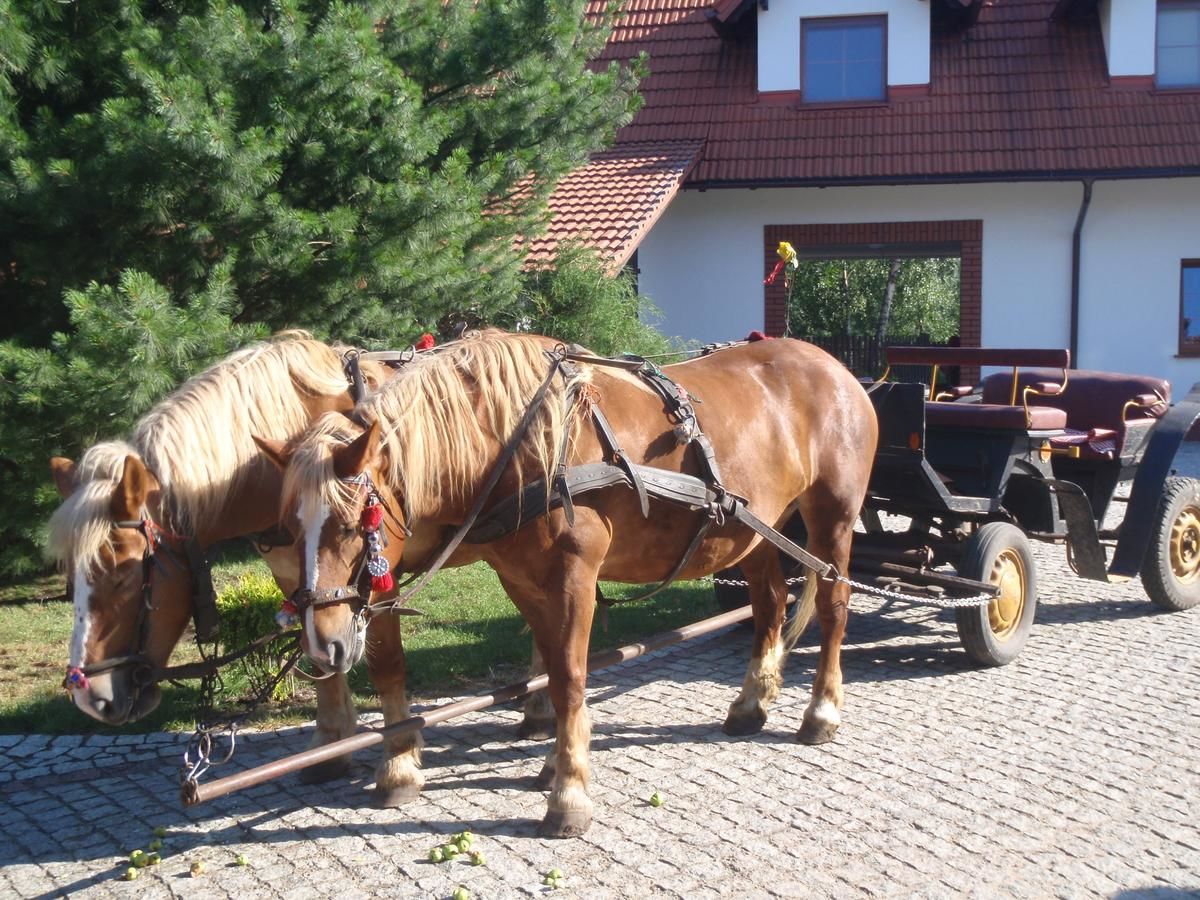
361 503 384 530
415 333 436 351
275 610 299 630
280 598 298 615
746 330 771 342
372 570 394 592
64 666 88 691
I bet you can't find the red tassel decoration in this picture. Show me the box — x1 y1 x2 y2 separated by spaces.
361 503 384 530
415 332 436 350
372 570 394 592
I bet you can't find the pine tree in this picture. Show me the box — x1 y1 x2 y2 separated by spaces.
0 0 644 345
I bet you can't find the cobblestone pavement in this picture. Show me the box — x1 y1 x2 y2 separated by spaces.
4 459 1200 899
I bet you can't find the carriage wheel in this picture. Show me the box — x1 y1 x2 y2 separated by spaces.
954 522 1038 667
1140 476 1200 611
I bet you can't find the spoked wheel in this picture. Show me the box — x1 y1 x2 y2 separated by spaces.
1140 476 1200 611
954 522 1038 667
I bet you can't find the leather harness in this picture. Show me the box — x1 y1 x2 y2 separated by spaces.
335 343 833 621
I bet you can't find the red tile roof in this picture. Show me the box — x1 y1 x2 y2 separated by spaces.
540 0 1200 264
524 140 701 270
598 0 1200 185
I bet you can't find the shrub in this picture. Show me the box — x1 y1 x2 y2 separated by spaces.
213 570 295 702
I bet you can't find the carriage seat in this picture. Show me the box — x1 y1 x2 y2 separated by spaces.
980 369 1170 460
924 400 1067 431
885 346 1073 433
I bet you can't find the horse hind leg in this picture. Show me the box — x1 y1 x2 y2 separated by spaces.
299 672 357 783
723 544 790 736
795 500 857 746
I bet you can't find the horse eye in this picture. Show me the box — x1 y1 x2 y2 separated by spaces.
340 524 357 539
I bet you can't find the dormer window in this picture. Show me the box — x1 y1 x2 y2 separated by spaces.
801 16 886 104
1157 1 1200 88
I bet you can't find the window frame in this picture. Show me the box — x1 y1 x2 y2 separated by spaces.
1178 260 1200 356
800 14 888 107
1156 0 1200 91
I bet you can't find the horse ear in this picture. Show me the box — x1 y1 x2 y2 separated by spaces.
333 420 381 479
253 435 292 471
111 455 151 521
49 457 79 499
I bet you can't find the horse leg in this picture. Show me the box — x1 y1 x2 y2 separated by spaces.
366 612 423 806
500 555 598 838
299 672 357 783
795 499 857 745
518 641 557 741
723 544 789 736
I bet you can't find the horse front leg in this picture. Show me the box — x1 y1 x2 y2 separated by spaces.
518 641 556 741
723 544 789 736
299 672 358 783
366 612 423 806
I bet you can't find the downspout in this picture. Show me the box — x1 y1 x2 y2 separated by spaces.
1069 178 1094 368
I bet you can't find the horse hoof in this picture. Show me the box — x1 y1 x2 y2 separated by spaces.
517 718 557 741
374 783 422 807
722 707 767 736
537 809 591 838
298 756 352 784
797 719 839 745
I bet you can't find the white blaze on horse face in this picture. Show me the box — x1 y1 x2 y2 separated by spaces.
296 492 330 653
69 559 92 668
296 493 329 592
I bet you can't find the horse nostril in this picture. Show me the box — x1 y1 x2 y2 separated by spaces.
328 639 348 671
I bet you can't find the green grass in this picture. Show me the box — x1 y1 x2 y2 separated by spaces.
0 557 719 735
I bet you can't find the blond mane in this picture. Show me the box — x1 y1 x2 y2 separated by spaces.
134 333 374 531
283 331 588 524
48 332 385 571
46 441 139 574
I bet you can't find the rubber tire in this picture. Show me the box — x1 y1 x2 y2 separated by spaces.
1140 476 1200 611
954 522 1038 667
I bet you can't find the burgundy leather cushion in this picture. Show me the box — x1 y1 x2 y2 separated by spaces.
926 402 1068 431
980 369 1170 432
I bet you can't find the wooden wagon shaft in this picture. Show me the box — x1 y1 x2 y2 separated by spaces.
183 600 768 807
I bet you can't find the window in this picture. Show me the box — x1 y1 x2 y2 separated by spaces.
1179 261 1200 354
1157 1 1200 89
801 16 886 104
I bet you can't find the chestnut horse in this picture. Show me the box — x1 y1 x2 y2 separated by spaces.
261 330 877 837
46 334 402 785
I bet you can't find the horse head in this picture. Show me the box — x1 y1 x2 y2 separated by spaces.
49 451 197 725
256 416 408 674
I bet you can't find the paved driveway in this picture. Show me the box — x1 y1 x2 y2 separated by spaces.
3 463 1200 898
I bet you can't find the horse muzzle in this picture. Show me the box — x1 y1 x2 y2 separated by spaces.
292 587 367 674
69 670 162 725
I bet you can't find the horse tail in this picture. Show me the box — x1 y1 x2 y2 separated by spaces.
783 570 818 650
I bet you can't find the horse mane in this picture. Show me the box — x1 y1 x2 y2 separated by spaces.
134 332 378 531
283 330 589 524
46 440 139 573
48 332 385 571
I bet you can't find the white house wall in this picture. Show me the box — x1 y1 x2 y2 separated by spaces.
757 0 930 93
1098 0 1157 77
635 178 1200 387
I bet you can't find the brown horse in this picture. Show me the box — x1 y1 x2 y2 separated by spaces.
260 330 877 837
45 334 397 783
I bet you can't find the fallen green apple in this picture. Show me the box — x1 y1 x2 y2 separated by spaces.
452 888 470 900
428 847 444 864
123 867 138 881
649 791 664 808
469 850 486 866
235 853 249 867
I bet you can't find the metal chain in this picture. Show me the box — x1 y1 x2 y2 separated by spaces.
705 573 994 609
180 631 304 802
